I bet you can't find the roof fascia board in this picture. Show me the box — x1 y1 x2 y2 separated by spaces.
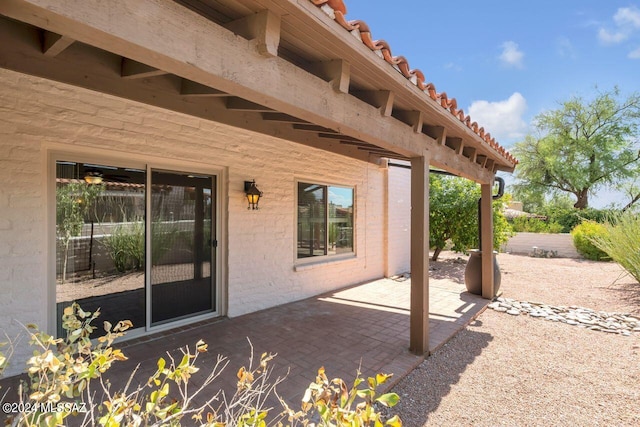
0 0 498 181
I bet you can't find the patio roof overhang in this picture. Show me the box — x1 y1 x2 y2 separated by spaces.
0 0 516 184
0 0 509 355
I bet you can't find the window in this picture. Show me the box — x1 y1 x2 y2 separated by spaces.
297 182 354 259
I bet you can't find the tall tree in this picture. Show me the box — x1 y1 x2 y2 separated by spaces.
513 88 640 209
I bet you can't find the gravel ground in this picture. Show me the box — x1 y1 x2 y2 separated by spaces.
390 253 640 427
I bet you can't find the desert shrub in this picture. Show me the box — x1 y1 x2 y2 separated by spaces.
571 221 610 261
588 212 640 283
101 220 145 272
1 304 402 426
102 221 181 272
544 207 613 233
510 216 564 233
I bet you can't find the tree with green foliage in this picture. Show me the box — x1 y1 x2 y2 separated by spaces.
512 88 640 209
56 182 103 283
429 175 513 261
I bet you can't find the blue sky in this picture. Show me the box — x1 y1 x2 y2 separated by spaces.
342 0 640 207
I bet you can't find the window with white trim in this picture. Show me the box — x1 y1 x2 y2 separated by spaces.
297 182 354 259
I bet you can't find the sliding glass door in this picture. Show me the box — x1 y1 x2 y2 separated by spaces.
55 160 217 336
150 170 215 325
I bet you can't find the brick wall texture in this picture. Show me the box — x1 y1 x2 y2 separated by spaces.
386 164 411 276
0 69 387 375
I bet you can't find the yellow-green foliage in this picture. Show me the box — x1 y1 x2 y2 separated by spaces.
1 305 402 427
510 216 564 233
589 212 640 283
571 221 609 261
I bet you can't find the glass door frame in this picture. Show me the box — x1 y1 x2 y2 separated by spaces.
145 166 219 331
48 150 224 339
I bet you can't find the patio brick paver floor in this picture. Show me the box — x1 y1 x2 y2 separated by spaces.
1 275 489 416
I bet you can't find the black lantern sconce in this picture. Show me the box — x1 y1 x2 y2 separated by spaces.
244 180 263 210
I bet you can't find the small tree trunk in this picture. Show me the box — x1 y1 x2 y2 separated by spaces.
62 237 70 283
431 246 442 261
573 189 589 209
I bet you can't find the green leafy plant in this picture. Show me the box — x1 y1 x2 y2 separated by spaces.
1 305 402 426
101 220 145 272
510 216 564 233
588 212 640 282
283 367 401 427
102 221 179 272
430 175 513 260
56 182 103 282
571 221 610 261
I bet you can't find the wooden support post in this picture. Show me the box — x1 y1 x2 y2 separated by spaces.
410 151 430 354
480 182 494 299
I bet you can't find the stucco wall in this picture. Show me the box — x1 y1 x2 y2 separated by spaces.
385 163 411 276
503 232 580 258
0 69 386 375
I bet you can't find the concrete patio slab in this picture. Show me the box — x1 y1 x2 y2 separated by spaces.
0 273 489 418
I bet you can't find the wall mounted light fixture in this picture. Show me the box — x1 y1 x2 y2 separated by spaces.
244 180 262 210
84 169 103 185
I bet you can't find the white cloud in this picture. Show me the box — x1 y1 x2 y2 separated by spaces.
443 62 462 72
499 41 524 68
598 6 640 45
556 37 577 59
598 28 628 44
614 6 640 28
629 47 640 59
467 93 529 143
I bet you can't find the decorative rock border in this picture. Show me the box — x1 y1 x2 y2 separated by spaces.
488 297 640 336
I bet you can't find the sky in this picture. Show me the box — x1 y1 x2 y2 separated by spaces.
341 0 640 208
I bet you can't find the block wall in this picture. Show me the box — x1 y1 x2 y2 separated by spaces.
0 69 387 375
386 164 412 276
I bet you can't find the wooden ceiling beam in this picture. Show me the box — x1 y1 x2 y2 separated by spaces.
292 124 337 133
121 58 168 79
423 125 446 145
224 9 280 57
180 79 227 97
262 112 309 124
318 133 362 142
445 137 463 155
394 110 424 134
308 59 350 94
226 97 274 112
351 90 395 117
463 146 477 163
42 30 74 56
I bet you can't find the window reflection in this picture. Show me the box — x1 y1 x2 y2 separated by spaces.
55 161 145 337
297 182 353 259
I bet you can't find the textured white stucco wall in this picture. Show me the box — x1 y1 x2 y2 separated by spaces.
385 163 412 276
0 69 386 375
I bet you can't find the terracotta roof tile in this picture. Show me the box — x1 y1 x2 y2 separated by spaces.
308 0 518 166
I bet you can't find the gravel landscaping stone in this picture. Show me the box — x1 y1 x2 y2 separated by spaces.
487 296 640 335
388 252 640 427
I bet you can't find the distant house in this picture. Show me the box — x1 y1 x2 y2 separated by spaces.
0 0 516 376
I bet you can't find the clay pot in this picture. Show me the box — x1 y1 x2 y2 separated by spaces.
464 250 501 296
